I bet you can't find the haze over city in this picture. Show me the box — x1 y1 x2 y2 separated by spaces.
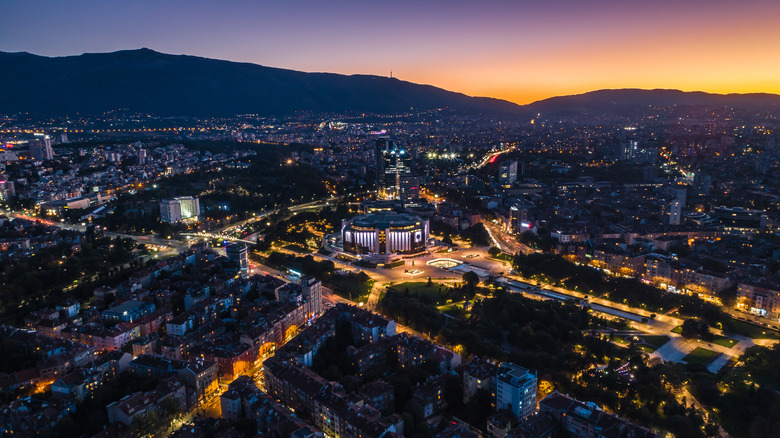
3 0 780 104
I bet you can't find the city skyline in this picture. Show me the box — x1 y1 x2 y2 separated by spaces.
2 0 780 104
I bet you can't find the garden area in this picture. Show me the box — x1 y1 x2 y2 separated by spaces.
684 347 720 367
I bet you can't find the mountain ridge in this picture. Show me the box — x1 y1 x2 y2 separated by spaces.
0 48 520 117
525 88 780 116
2 48 779 117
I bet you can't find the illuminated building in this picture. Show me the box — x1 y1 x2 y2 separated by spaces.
496 362 537 420
668 199 682 225
30 136 54 161
375 137 411 199
226 243 249 276
341 212 429 259
498 159 517 187
160 196 200 223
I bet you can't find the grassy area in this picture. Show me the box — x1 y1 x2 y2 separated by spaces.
437 303 461 312
637 344 657 353
711 334 739 348
725 319 780 340
640 335 671 348
391 281 455 306
326 277 374 303
437 300 471 312
283 244 312 254
671 325 738 347
487 257 510 266
684 347 720 367
619 334 670 352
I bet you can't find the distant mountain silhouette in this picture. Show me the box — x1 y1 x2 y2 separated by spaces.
0 48 521 117
525 88 780 116
2 50 778 118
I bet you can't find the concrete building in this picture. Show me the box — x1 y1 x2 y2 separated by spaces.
668 199 682 225
539 391 657 438
737 281 780 319
461 358 499 404
301 276 323 317
30 136 54 161
496 362 537 420
399 174 421 201
226 243 248 276
160 196 200 223
499 160 518 187
102 300 156 323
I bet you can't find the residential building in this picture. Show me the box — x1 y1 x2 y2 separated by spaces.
496 363 537 420
160 196 200 223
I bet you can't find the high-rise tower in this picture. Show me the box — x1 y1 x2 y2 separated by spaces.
375 138 411 200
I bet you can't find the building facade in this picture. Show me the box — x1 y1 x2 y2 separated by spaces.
160 196 200 223
375 137 412 200
342 213 429 257
496 362 537 420
499 160 518 187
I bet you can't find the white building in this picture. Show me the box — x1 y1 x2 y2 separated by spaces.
496 362 537 420
342 212 429 258
160 196 200 223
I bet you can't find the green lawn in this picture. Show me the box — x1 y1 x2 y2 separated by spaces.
283 244 312 254
725 319 780 340
437 302 463 312
637 344 657 353
711 334 739 348
394 281 440 295
391 281 453 305
487 257 510 266
684 347 720 367
619 334 670 352
326 277 374 303
640 335 671 348
671 325 739 347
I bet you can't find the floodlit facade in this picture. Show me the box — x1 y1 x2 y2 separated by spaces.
342 212 429 257
160 196 200 223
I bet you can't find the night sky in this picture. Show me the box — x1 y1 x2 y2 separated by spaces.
2 0 779 104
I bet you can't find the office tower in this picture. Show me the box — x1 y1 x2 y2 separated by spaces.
376 138 411 199
226 243 249 276
694 172 712 196
160 196 200 223
670 185 687 207
301 276 323 316
620 140 638 161
498 160 518 187
399 174 421 201
0 180 14 200
30 136 54 161
496 362 537 420
669 199 682 225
